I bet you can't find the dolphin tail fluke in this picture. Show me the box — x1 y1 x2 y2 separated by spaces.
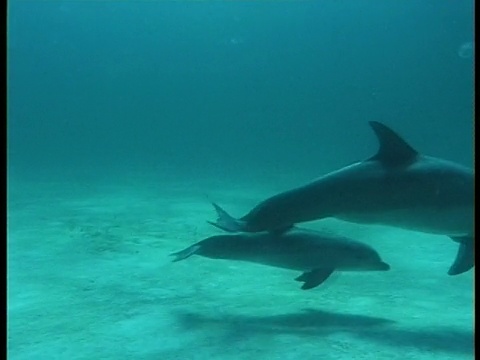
207 202 245 233
448 236 474 275
170 245 201 262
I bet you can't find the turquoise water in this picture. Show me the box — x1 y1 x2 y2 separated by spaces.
7 1 474 359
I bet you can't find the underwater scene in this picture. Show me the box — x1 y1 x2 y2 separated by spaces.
7 1 474 359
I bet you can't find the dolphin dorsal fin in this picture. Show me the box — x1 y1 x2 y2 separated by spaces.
368 121 418 166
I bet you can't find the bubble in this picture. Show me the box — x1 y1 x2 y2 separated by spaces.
229 37 245 46
457 41 474 59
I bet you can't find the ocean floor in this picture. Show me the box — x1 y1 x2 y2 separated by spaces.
7 175 474 360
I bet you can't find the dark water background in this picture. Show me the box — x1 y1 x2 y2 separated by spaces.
7 0 474 183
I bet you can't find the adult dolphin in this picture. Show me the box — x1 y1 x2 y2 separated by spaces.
171 227 390 290
208 121 474 276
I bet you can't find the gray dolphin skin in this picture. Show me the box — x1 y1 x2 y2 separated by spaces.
208 121 474 276
171 228 390 290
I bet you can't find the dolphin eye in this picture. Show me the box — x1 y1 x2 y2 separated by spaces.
355 252 366 259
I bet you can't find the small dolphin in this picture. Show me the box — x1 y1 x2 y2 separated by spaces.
171 228 390 290
208 121 474 276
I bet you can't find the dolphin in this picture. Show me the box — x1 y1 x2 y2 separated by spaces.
171 227 390 290
208 121 474 276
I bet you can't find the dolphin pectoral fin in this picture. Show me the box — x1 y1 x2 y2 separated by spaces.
207 202 245 233
170 245 201 262
448 236 474 275
295 268 335 290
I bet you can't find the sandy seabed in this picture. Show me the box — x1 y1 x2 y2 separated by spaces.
7 175 474 360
